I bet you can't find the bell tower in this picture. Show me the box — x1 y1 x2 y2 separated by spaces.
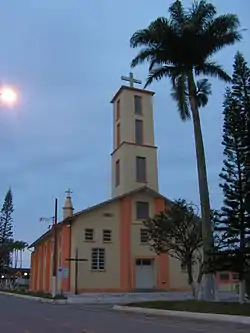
110 72 159 198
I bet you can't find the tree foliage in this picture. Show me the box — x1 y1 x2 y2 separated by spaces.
213 53 250 280
0 189 14 268
130 0 241 119
144 199 203 289
130 2 242 300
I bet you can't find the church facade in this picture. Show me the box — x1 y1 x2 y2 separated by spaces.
29 76 191 293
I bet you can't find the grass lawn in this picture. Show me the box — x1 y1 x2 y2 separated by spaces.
127 300 250 317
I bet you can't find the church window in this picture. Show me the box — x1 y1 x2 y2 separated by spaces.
136 156 146 182
140 228 149 244
136 201 149 219
117 123 121 146
134 95 142 114
232 273 239 280
91 248 105 270
115 160 120 186
103 229 112 242
135 119 143 144
85 228 94 241
220 272 229 281
116 100 120 120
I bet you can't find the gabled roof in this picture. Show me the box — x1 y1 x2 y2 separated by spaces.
29 186 172 248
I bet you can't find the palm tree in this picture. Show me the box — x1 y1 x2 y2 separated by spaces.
12 241 28 268
130 0 242 301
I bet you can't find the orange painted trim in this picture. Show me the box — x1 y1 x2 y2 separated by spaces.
120 196 132 290
40 244 44 290
45 240 51 292
61 225 71 292
154 198 170 290
29 252 35 291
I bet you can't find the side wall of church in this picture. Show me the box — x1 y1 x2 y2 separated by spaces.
29 223 71 294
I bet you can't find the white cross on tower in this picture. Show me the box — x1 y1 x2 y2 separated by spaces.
65 188 73 196
121 72 142 87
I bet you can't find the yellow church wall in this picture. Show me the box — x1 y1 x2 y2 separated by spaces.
169 256 190 290
131 193 155 257
112 143 159 197
70 200 121 292
113 88 155 147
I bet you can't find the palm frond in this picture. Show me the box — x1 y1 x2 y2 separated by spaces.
131 48 157 68
171 74 191 120
195 61 231 82
145 65 178 88
202 14 242 58
130 17 172 48
188 0 216 32
196 79 212 108
168 0 187 34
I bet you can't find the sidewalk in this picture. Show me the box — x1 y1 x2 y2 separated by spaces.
113 304 250 326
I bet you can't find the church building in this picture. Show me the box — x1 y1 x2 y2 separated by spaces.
29 74 190 293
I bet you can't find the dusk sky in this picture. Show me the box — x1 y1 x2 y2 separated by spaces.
0 0 249 268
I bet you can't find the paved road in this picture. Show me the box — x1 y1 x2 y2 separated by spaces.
0 295 249 333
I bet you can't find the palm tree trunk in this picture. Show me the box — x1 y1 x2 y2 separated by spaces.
187 71 215 301
15 250 18 269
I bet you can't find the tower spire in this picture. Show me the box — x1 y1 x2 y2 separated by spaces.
63 189 74 219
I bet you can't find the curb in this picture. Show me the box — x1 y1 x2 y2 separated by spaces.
113 305 250 325
0 291 68 304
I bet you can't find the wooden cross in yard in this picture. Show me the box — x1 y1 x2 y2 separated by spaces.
66 247 88 295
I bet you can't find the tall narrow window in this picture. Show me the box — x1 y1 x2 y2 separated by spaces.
117 123 121 147
134 95 142 115
115 160 120 186
140 228 149 244
136 202 149 219
135 119 143 144
116 100 120 120
91 248 105 270
136 156 146 182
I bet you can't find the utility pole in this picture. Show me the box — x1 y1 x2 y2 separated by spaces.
51 198 58 298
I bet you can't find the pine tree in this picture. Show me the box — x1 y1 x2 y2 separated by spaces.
217 53 250 302
0 188 14 269
245 68 250 219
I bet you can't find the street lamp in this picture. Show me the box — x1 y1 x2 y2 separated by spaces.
0 87 18 105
